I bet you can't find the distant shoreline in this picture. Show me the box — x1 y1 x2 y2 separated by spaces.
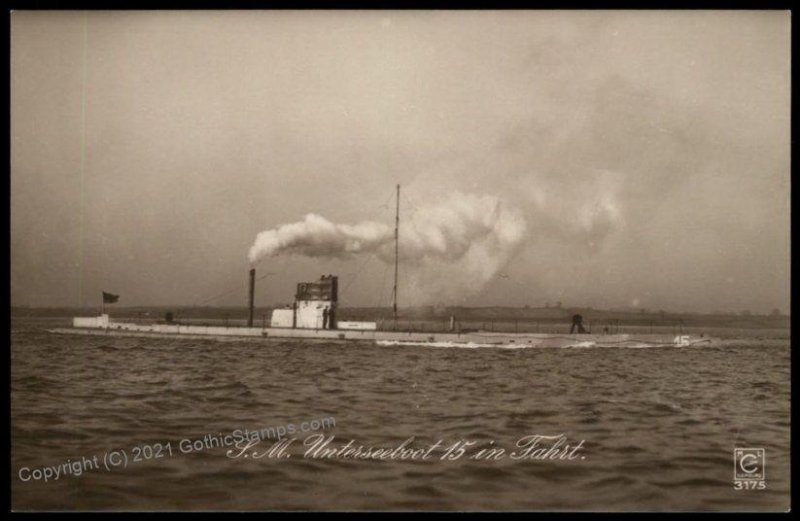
10 305 789 332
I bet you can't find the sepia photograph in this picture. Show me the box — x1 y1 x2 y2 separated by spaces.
9 9 791 511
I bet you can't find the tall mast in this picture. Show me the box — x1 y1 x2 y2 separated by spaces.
393 184 400 324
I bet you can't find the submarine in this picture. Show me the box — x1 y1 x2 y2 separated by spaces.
52 185 714 349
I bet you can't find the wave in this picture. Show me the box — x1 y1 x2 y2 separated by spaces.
375 338 719 350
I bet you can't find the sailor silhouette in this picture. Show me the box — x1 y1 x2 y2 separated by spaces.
570 314 588 334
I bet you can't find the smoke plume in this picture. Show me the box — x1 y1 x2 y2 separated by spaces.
247 214 390 262
248 192 526 301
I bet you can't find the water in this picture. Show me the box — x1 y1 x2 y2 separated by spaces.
11 318 790 511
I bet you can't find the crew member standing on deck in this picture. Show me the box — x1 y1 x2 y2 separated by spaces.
570 314 588 334
322 306 329 329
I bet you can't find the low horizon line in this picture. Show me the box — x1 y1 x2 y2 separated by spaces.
9 304 789 318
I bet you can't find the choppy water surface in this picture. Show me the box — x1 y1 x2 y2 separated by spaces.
11 319 790 511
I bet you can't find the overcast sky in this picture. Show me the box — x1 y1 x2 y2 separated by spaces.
11 10 790 313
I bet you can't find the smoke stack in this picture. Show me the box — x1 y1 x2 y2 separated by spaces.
248 268 255 327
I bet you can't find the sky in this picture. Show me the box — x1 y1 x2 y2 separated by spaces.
10 10 790 313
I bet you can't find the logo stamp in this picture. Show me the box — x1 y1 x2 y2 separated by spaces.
733 448 766 490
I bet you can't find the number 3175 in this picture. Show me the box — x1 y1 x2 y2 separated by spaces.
734 480 766 490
